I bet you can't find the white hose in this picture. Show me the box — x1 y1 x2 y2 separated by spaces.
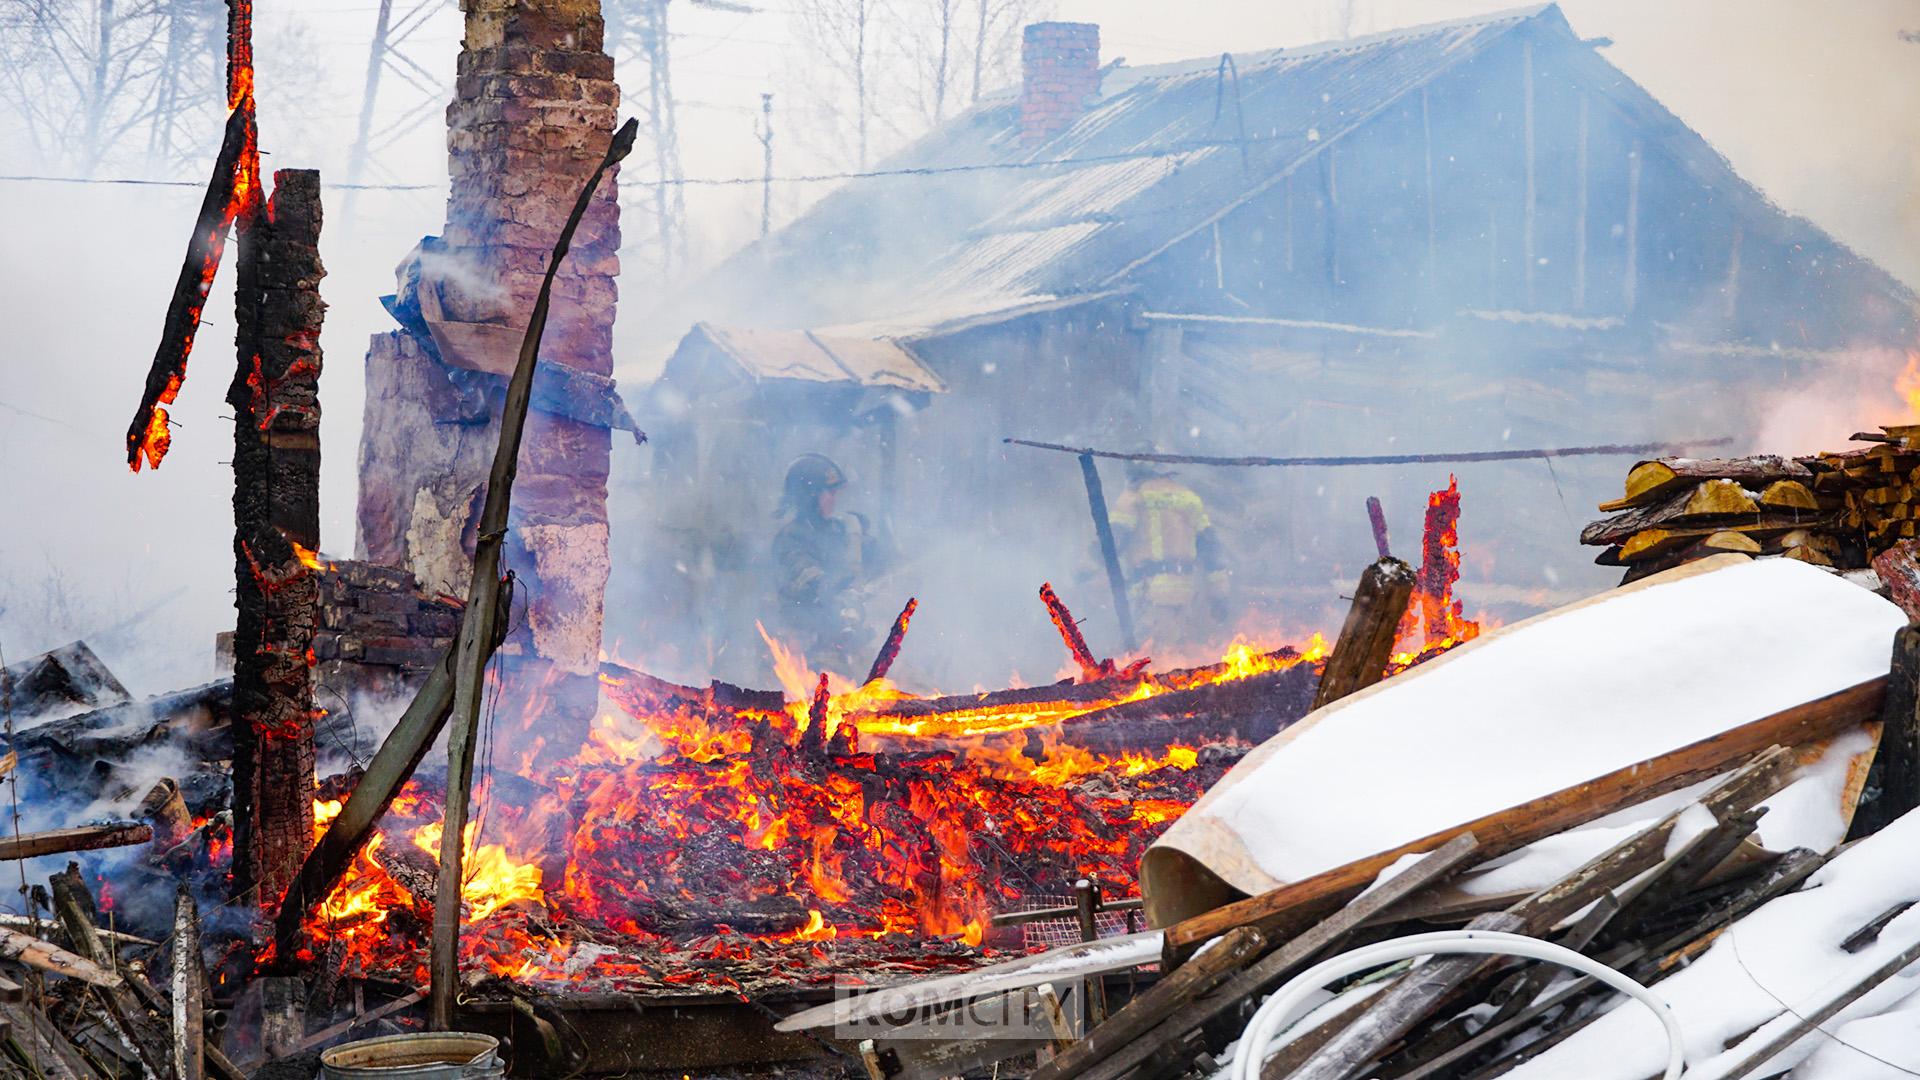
1229 929 1685 1080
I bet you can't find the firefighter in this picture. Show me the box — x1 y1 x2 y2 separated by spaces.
1108 460 1229 646
770 453 886 670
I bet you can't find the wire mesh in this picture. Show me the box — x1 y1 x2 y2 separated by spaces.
1015 893 1140 952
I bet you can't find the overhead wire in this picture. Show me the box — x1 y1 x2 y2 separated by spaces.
0 131 1265 193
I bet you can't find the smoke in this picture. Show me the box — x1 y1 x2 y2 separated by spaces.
1751 346 1917 456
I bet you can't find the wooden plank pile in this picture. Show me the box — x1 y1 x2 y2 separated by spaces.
1583 429 1920 581
785 623 1920 1080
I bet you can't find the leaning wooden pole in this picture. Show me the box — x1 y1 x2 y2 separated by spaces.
1310 556 1416 711
428 116 639 1031
1078 453 1139 653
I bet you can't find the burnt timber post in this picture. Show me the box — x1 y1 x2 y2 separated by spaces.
1311 556 1416 712
1853 622 1920 839
228 169 326 907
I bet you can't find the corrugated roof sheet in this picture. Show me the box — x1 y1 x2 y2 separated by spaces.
691 323 946 393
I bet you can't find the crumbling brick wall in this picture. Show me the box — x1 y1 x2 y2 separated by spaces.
356 0 623 755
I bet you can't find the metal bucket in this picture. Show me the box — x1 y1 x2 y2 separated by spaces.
318 1032 505 1079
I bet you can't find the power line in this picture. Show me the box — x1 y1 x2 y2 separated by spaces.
0 172 438 190
1002 436 1738 469
0 133 1261 193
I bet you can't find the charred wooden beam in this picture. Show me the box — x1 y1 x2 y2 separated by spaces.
429 117 640 1032
1311 556 1415 711
1056 663 1318 755
1041 583 1110 683
0 823 151 862
228 169 326 909
50 864 173 1077
865 598 917 686
1853 622 1920 839
125 105 254 471
800 672 831 760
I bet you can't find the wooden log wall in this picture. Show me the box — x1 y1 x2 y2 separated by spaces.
227 169 326 906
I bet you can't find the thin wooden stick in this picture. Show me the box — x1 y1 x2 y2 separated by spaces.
429 115 639 1031
171 885 203 1080
0 824 152 861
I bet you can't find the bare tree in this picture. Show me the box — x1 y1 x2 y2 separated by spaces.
793 0 878 168
788 0 1048 173
0 0 185 175
900 0 956 124
0 0 326 178
967 0 1041 105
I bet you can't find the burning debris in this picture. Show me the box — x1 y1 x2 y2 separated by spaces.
782 555 1920 1080
12 0 1919 1074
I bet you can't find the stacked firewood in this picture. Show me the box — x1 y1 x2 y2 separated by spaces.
1581 430 1920 580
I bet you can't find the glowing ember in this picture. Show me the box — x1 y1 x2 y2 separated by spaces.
127 0 261 472
1395 476 1482 661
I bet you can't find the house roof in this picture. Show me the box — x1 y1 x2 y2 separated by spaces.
669 4 1912 344
673 322 946 394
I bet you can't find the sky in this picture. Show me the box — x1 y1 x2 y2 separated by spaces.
0 0 1914 690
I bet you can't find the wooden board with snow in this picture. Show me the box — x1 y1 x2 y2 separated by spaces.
1142 555 1905 927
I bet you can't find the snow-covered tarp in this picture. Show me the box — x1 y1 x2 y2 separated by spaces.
1143 555 1904 926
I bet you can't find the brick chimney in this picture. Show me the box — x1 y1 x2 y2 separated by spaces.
1020 21 1100 147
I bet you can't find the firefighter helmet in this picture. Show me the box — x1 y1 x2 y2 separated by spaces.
780 453 848 515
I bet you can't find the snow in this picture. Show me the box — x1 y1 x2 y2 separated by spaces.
1505 806 1920 1079
1792 990 1920 1078
1356 849 1437 899
1147 557 1902 910
1444 729 1874 900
